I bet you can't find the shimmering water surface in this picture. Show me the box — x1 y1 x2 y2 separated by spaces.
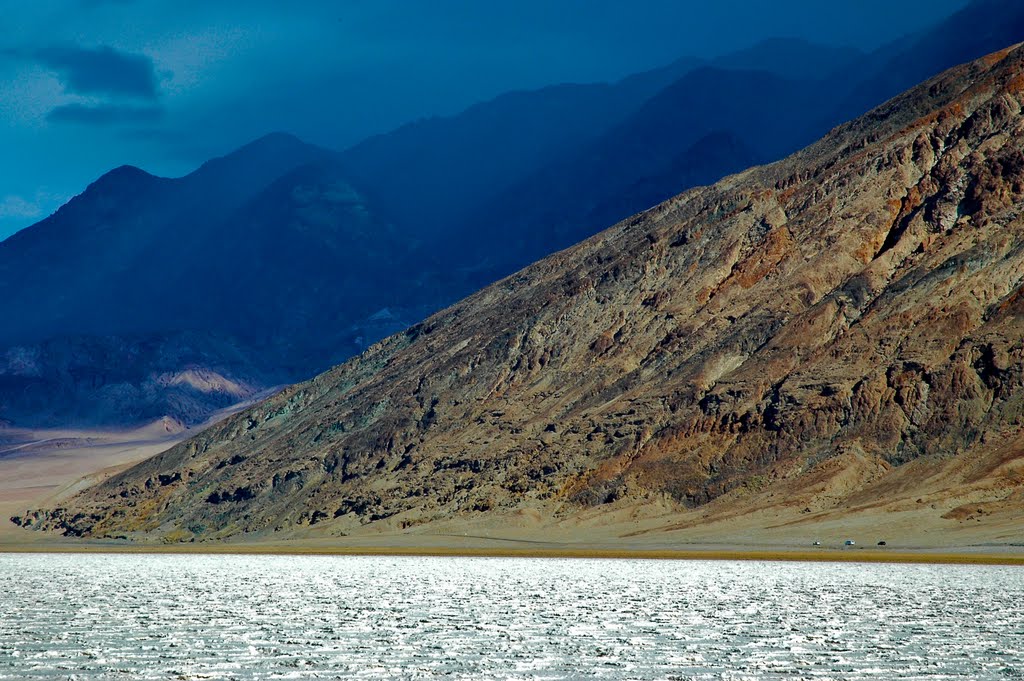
1 553 1022 679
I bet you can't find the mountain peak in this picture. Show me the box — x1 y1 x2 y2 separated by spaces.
92 164 158 187
204 131 325 166
235 131 315 155
185 132 334 189
66 164 160 209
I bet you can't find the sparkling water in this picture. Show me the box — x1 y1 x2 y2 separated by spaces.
1 553 1022 679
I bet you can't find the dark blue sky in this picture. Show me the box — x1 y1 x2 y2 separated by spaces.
1 0 969 239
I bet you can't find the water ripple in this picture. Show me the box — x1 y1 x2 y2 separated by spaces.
0 554 1022 679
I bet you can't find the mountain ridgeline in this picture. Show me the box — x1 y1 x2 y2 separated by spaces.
22 43 1024 541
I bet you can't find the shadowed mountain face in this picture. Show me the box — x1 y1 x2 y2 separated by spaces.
333 78 687 236
0 136 425 426
836 0 1024 120
3 3 1023 430
331 38 859 237
334 40 861 286
25 44 1024 541
330 3 1024 303
0 134 332 344
447 68 823 288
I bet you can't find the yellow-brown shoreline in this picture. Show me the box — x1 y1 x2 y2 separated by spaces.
2 541 1022 566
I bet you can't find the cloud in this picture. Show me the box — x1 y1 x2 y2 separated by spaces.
0 195 44 220
0 43 164 125
14 45 159 100
46 103 163 125
0 190 65 220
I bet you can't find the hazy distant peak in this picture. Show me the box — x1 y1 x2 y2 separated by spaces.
69 164 161 206
187 131 334 183
0 163 163 254
94 164 158 185
234 131 320 155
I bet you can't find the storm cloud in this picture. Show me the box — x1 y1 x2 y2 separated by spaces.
27 45 159 99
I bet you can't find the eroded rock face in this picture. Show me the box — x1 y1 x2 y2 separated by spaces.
25 45 1024 540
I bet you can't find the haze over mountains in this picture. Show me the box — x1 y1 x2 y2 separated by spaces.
2 0 1023 430
22 41 1024 543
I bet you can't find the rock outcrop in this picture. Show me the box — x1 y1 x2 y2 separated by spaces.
21 45 1024 541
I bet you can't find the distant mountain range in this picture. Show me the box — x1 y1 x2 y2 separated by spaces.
0 135 424 425
2 0 1022 428
24 40 1024 542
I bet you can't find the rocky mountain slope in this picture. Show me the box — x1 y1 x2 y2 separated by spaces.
22 44 1024 542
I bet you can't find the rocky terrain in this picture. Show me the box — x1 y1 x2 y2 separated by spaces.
19 44 1024 543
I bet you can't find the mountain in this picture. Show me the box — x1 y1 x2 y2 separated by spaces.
835 0 1024 121
447 67 825 288
334 80 676 235
440 3 1024 290
335 39 865 286
0 135 431 426
0 133 333 345
23 44 1024 542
